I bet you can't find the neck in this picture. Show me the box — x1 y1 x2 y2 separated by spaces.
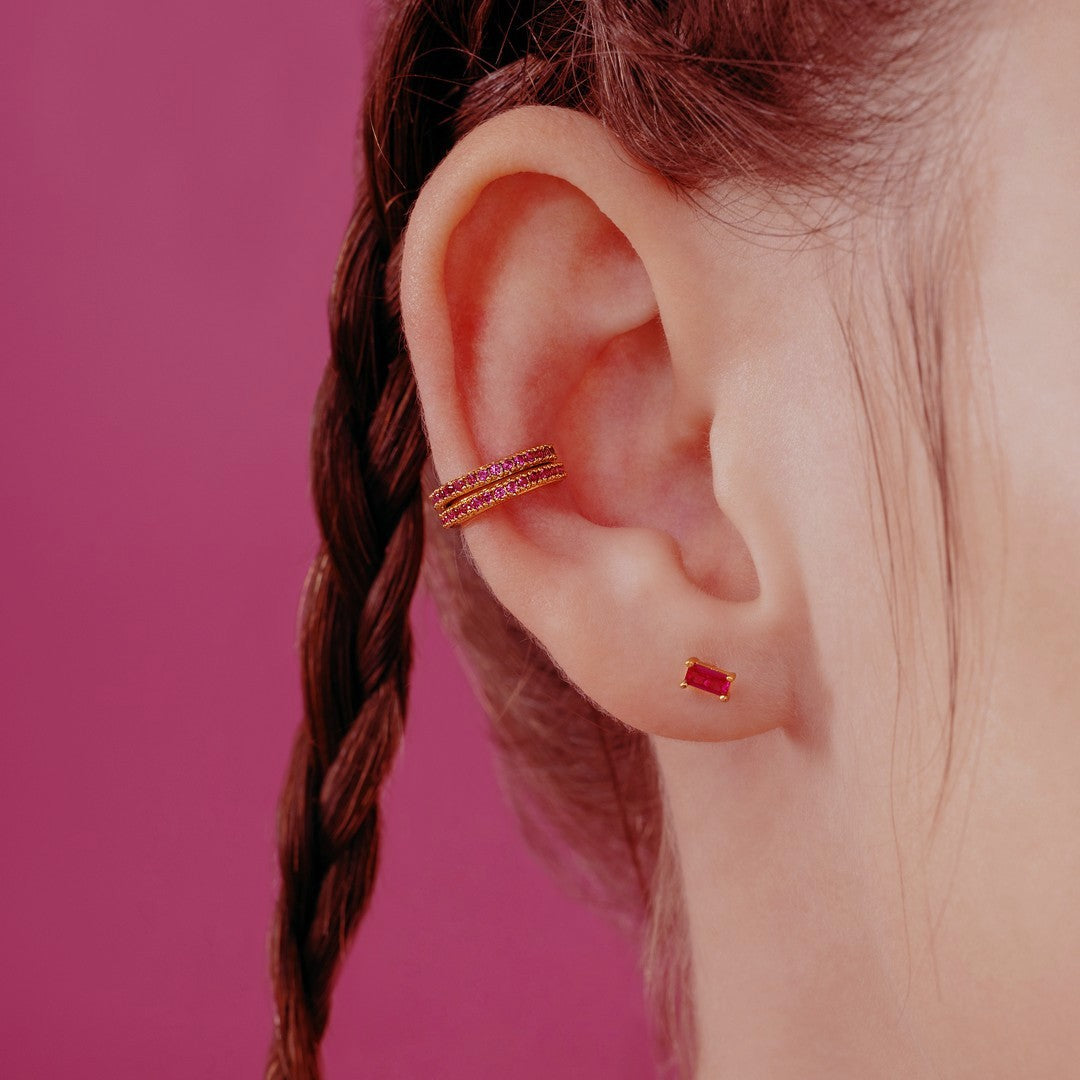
653 734 936 1080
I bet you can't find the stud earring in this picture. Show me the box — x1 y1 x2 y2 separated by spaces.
681 658 736 700
429 443 566 528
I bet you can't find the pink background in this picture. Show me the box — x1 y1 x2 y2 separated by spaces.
0 2 654 1076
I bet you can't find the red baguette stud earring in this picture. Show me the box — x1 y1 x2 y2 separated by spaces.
429 443 567 528
681 658 736 700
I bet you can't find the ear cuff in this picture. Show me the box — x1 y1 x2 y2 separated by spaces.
429 443 566 528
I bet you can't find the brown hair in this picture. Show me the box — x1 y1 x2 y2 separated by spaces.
266 1 973 1076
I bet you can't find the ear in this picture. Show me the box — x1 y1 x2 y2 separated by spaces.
400 105 813 743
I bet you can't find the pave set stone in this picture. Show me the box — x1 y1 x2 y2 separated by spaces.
429 444 559 510
430 446 566 528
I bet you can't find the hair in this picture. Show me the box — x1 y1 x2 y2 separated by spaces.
266 1 978 1077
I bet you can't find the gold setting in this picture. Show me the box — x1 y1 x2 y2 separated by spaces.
680 657 736 701
430 445 566 529
429 444 558 510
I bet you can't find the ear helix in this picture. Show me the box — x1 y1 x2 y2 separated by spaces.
429 442 739 703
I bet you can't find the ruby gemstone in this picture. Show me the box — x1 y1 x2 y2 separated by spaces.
683 661 733 699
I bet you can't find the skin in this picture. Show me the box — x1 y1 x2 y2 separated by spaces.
398 3 1080 1076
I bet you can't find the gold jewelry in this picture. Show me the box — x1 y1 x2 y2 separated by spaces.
430 444 566 528
681 658 736 700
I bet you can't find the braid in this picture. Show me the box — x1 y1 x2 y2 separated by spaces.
264 16 438 1080
267 188 426 1078
266 2 514 1070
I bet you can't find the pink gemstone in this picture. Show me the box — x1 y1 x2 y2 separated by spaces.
514 455 526 466
682 661 733 699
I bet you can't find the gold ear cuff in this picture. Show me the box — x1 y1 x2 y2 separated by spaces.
429 444 566 528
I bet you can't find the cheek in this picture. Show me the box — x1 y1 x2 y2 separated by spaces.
963 326 1080 698
996 462 1080 680
773 335 949 734
995 394 1080 610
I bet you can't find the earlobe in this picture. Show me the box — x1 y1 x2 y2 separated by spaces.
400 105 803 744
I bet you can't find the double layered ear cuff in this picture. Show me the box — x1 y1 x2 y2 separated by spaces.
429 443 566 528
